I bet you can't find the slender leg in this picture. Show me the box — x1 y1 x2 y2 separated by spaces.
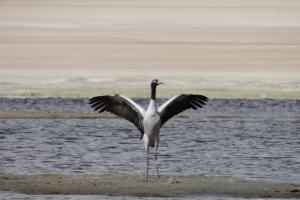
155 135 159 160
143 136 150 181
155 135 160 178
156 164 160 179
146 146 149 181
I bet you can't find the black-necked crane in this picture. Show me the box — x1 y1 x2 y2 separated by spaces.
89 79 208 180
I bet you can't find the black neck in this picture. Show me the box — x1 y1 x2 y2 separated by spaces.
151 85 156 100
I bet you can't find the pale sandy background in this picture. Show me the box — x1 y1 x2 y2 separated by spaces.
0 0 300 98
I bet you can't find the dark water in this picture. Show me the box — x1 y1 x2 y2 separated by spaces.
0 98 300 199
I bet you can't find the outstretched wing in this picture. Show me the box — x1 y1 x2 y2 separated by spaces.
89 95 145 135
158 94 208 127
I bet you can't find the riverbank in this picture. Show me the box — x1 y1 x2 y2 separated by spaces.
0 173 299 198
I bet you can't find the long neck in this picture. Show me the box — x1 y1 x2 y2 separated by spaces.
151 85 157 100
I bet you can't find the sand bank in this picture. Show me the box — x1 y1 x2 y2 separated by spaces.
1 1 300 99
1 0 300 71
0 173 299 198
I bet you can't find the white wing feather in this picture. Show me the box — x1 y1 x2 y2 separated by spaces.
119 95 145 116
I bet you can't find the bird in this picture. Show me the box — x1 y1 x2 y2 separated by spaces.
89 79 208 180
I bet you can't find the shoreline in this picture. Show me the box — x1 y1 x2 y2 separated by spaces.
0 88 300 99
1 0 300 100
0 173 299 198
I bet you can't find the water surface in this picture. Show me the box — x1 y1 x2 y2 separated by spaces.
0 98 299 199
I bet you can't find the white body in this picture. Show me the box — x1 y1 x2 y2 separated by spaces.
142 99 161 149
89 80 207 181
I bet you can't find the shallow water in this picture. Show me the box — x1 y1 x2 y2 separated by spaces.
0 98 300 199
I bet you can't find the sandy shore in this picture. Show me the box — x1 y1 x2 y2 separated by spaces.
1 1 300 99
1 0 300 72
0 173 299 198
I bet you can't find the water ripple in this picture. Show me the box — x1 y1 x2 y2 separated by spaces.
0 99 299 183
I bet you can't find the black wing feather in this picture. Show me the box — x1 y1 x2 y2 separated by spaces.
160 94 208 126
89 95 144 135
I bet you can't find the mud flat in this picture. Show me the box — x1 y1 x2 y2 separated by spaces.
0 173 299 198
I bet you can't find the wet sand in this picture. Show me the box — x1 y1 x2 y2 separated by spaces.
0 173 299 198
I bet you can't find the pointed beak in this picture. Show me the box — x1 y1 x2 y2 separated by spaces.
158 81 164 85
